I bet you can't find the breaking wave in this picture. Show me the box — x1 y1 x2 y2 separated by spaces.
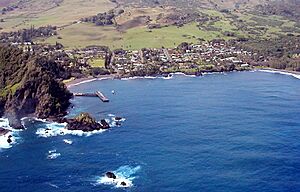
35 120 106 138
47 149 61 160
95 165 141 188
259 69 300 80
0 118 20 150
35 114 125 138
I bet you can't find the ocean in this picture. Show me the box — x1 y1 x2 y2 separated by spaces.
1 71 300 192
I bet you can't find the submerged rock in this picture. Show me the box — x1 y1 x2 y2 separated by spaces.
7 137 12 144
114 117 123 121
0 128 10 136
65 113 110 132
100 119 110 129
106 171 116 179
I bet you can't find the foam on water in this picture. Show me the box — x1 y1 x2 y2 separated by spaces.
120 73 202 81
35 120 107 138
96 165 141 188
47 149 61 160
259 69 300 80
63 139 73 145
35 114 125 138
105 114 126 128
0 118 20 150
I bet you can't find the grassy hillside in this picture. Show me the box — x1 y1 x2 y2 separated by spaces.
0 0 115 32
1 0 300 50
40 6 300 50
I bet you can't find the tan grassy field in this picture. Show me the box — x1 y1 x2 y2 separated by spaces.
0 0 115 32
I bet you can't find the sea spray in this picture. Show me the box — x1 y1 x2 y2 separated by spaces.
0 118 20 150
35 114 125 138
96 165 141 188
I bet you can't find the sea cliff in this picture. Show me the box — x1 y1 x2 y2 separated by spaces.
0 44 72 129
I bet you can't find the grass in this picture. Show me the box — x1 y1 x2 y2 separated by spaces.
34 6 300 50
43 22 226 50
41 23 123 49
201 9 225 18
213 20 237 32
0 0 115 32
0 82 20 97
89 58 105 68
123 23 224 49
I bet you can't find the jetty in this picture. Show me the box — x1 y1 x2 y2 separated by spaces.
73 91 109 102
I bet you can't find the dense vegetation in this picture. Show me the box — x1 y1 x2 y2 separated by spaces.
0 26 57 43
81 10 115 26
0 44 72 128
235 36 300 71
255 0 300 20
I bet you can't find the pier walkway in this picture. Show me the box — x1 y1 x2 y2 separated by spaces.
73 91 109 102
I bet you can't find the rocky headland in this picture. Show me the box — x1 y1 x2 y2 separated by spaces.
0 44 72 129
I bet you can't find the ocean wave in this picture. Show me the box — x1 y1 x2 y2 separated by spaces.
35 121 107 138
259 69 300 80
47 149 61 160
63 139 73 145
0 118 11 129
105 114 126 128
0 118 20 150
35 113 125 138
120 73 199 81
96 165 141 188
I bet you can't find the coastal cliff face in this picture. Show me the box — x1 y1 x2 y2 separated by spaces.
0 44 72 128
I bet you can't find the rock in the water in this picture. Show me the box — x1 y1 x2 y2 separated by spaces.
5 112 24 129
115 117 123 121
66 113 109 132
106 171 116 179
120 181 127 186
195 71 202 76
100 119 110 129
0 128 9 136
7 137 12 144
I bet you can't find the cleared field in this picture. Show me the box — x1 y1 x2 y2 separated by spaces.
122 23 225 49
41 23 123 49
0 0 115 32
89 58 105 68
5 1 298 50
42 22 226 50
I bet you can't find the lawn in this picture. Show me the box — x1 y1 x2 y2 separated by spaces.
89 58 105 68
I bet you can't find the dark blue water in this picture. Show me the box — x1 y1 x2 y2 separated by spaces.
1 71 300 192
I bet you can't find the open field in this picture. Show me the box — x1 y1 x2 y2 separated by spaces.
42 22 227 50
2 0 300 51
0 0 115 32
40 6 300 50
40 23 123 49
89 58 105 68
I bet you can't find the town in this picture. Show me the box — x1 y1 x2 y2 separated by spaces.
12 39 253 79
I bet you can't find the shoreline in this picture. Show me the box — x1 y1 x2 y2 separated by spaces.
64 71 229 88
65 68 300 89
258 68 300 79
258 67 300 75
65 74 117 88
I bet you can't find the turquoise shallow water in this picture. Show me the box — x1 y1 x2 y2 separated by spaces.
1 71 300 192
